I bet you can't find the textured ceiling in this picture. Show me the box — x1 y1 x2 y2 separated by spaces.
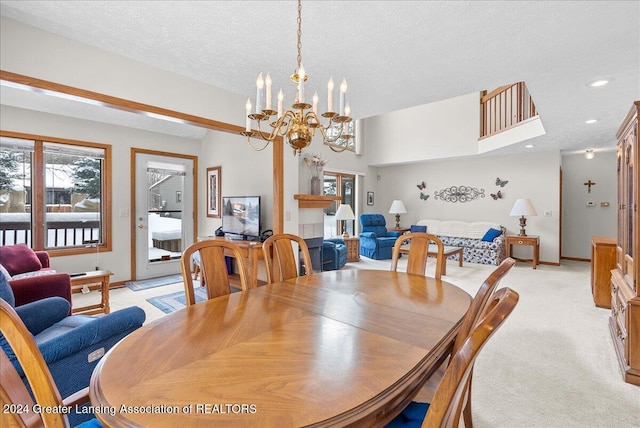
1 1 638 155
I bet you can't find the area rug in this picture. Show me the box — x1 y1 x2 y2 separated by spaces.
146 286 241 314
146 287 207 314
125 274 184 291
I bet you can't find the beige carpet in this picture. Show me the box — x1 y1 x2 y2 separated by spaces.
74 257 640 427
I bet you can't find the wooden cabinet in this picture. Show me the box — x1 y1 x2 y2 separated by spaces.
610 101 640 386
591 237 616 309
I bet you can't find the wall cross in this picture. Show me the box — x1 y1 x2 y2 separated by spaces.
584 179 596 193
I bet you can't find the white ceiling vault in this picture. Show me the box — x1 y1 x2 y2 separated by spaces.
0 1 638 156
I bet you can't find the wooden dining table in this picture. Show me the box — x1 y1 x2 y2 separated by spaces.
89 269 471 427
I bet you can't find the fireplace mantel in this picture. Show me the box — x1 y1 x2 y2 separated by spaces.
294 194 342 209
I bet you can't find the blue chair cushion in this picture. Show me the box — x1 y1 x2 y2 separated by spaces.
410 225 427 233
386 401 430 427
0 274 15 307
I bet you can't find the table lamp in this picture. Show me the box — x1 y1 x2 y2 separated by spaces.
388 200 407 229
335 203 355 238
509 198 537 236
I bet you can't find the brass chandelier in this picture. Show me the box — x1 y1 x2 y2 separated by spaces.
241 0 353 155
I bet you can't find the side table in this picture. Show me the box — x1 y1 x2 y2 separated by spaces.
505 235 539 269
70 270 113 315
344 236 360 262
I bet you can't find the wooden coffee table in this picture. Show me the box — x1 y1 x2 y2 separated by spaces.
70 270 113 315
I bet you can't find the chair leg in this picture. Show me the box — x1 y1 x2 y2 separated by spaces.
462 373 474 427
193 264 200 281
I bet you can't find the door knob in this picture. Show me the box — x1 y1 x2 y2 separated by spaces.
137 224 144 229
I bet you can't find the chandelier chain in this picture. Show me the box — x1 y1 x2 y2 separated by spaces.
296 0 302 70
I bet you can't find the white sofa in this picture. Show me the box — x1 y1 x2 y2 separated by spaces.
415 219 506 265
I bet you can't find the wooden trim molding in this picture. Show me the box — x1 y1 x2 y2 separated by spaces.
2 71 285 241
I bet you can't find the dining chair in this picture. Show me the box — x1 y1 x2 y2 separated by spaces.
386 287 520 428
453 257 516 427
261 233 313 284
0 298 102 428
391 232 445 280
181 240 249 305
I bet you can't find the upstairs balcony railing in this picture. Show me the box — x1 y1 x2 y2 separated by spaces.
480 82 538 138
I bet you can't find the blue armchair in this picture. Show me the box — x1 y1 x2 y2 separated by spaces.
359 214 402 260
323 238 348 270
0 274 145 426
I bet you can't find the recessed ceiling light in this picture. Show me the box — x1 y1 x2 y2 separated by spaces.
525 144 534 148
585 119 598 124
588 79 609 87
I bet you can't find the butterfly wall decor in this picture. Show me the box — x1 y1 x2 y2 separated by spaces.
420 192 430 200
416 181 426 190
495 177 509 187
490 190 503 200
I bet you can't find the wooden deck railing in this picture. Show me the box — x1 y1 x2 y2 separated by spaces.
480 82 537 138
0 217 99 248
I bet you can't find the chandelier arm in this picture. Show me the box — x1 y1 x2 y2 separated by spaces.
246 137 271 151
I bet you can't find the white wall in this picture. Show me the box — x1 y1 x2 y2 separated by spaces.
561 151 617 259
199 130 275 236
1 105 201 282
364 92 481 166
375 151 561 263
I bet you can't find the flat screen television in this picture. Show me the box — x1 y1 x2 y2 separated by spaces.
221 196 261 240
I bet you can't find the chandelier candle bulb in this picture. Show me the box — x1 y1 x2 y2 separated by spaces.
256 73 264 114
265 73 272 111
245 98 252 132
327 77 334 112
312 91 319 114
277 89 284 118
339 78 347 116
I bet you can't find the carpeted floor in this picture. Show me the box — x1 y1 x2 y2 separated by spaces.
73 257 640 427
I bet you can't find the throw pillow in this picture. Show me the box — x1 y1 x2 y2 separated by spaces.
410 225 427 233
482 228 502 242
0 244 42 276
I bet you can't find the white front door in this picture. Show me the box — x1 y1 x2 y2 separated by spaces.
134 152 194 280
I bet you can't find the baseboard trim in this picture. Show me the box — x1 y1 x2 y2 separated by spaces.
561 257 590 263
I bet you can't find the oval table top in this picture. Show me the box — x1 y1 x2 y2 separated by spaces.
90 269 471 427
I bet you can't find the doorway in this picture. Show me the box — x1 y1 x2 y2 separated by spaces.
132 150 196 280
323 172 356 238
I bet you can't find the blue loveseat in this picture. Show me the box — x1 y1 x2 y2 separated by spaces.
359 214 403 260
0 274 145 426
323 238 348 270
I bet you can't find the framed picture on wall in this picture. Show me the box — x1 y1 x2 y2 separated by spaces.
207 166 221 218
367 191 374 206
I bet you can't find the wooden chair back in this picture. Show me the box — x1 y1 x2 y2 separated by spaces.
391 232 445 280
423 287 519 428
181 240 249 306
261 233 313 284
452 257 516 355
0 298 74 428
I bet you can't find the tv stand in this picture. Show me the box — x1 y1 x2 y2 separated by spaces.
227 234 248 241
197 236 265 288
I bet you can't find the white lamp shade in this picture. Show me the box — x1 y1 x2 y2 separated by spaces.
335 204 355 221
388 200 407 214
510 198 537 216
